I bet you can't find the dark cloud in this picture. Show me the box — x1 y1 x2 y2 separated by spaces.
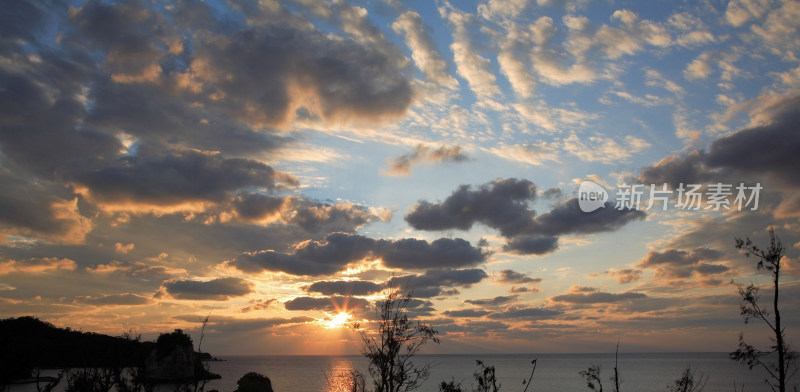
639 247 723 267
86 260 187 282
443 309 490 317
190 23 412 126
705 96 800 186
376 237 487 270
75 293 151 306
638 247 729 280
385 145 470 176
503 235 558 255
284 296 370 312
405 178 537 237
71 1 169 82
464 295 518 306
0 173 90 244
306 280 383 296
88 81 292 155
529 199 645 237
228 233 487 276
638 95 800 189
405 180 644 246
156 277 253 300
73 149 297 207
542 187 564 201
637 151 712 189
488 307 563 320
288 199 387 233
231 193 287 221
496 270 541 284
387 269 488 298
551 291 647 304
226 194 386 234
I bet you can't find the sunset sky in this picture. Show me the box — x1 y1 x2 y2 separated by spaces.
2 0 800 356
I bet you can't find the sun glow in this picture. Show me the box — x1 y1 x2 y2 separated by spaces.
321 311 352 329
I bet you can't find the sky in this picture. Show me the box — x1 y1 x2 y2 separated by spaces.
1 0 800 356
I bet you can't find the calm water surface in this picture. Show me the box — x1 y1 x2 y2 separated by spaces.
199 353 770 392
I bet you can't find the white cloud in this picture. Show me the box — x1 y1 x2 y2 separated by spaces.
645 69 685 96
561 133 651 164
684 52 714 80
725 0 772 27
512 102 597 132
488 142 561 166
392 11 459 89
440 2 501 98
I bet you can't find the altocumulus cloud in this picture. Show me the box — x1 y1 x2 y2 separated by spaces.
156 277 253 301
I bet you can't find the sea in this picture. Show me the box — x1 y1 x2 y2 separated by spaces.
199 353 768 392
12 353 773 392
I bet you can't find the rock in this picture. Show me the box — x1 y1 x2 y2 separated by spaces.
234 372 274 392
144 341 195 381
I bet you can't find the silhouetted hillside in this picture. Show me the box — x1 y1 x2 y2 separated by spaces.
0 316 152 383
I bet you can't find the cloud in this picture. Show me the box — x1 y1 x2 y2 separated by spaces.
305 280 383 296
284 296 370 312
560 133 651 164
638 247 729 279
377 237 487 270
551 290 647 304
601 268 642 284
487 307 563 320
531 198 646 236
156 277 253 301
684 52 714 80
496 270 541 285
725 0 771 27
114 243 135 254
387 268 488 298
503 235 558 255
75 293 152 306
241 298 279 313
229 194 388 232
0 174 92 245
86 261 187 282
407 179 644 239
392 11 458 89
405 178 537 237
637 151 712 189
176 315 314 333
704 95 800 186
190 21 412 126
0 257 77 275
488 143 560 166
227 233 487 276
440 2 500 98
72 149 298 211
384 145 469 176
465 295 518 306
443 309 490 317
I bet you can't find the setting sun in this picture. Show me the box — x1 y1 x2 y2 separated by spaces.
321 312 352 329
